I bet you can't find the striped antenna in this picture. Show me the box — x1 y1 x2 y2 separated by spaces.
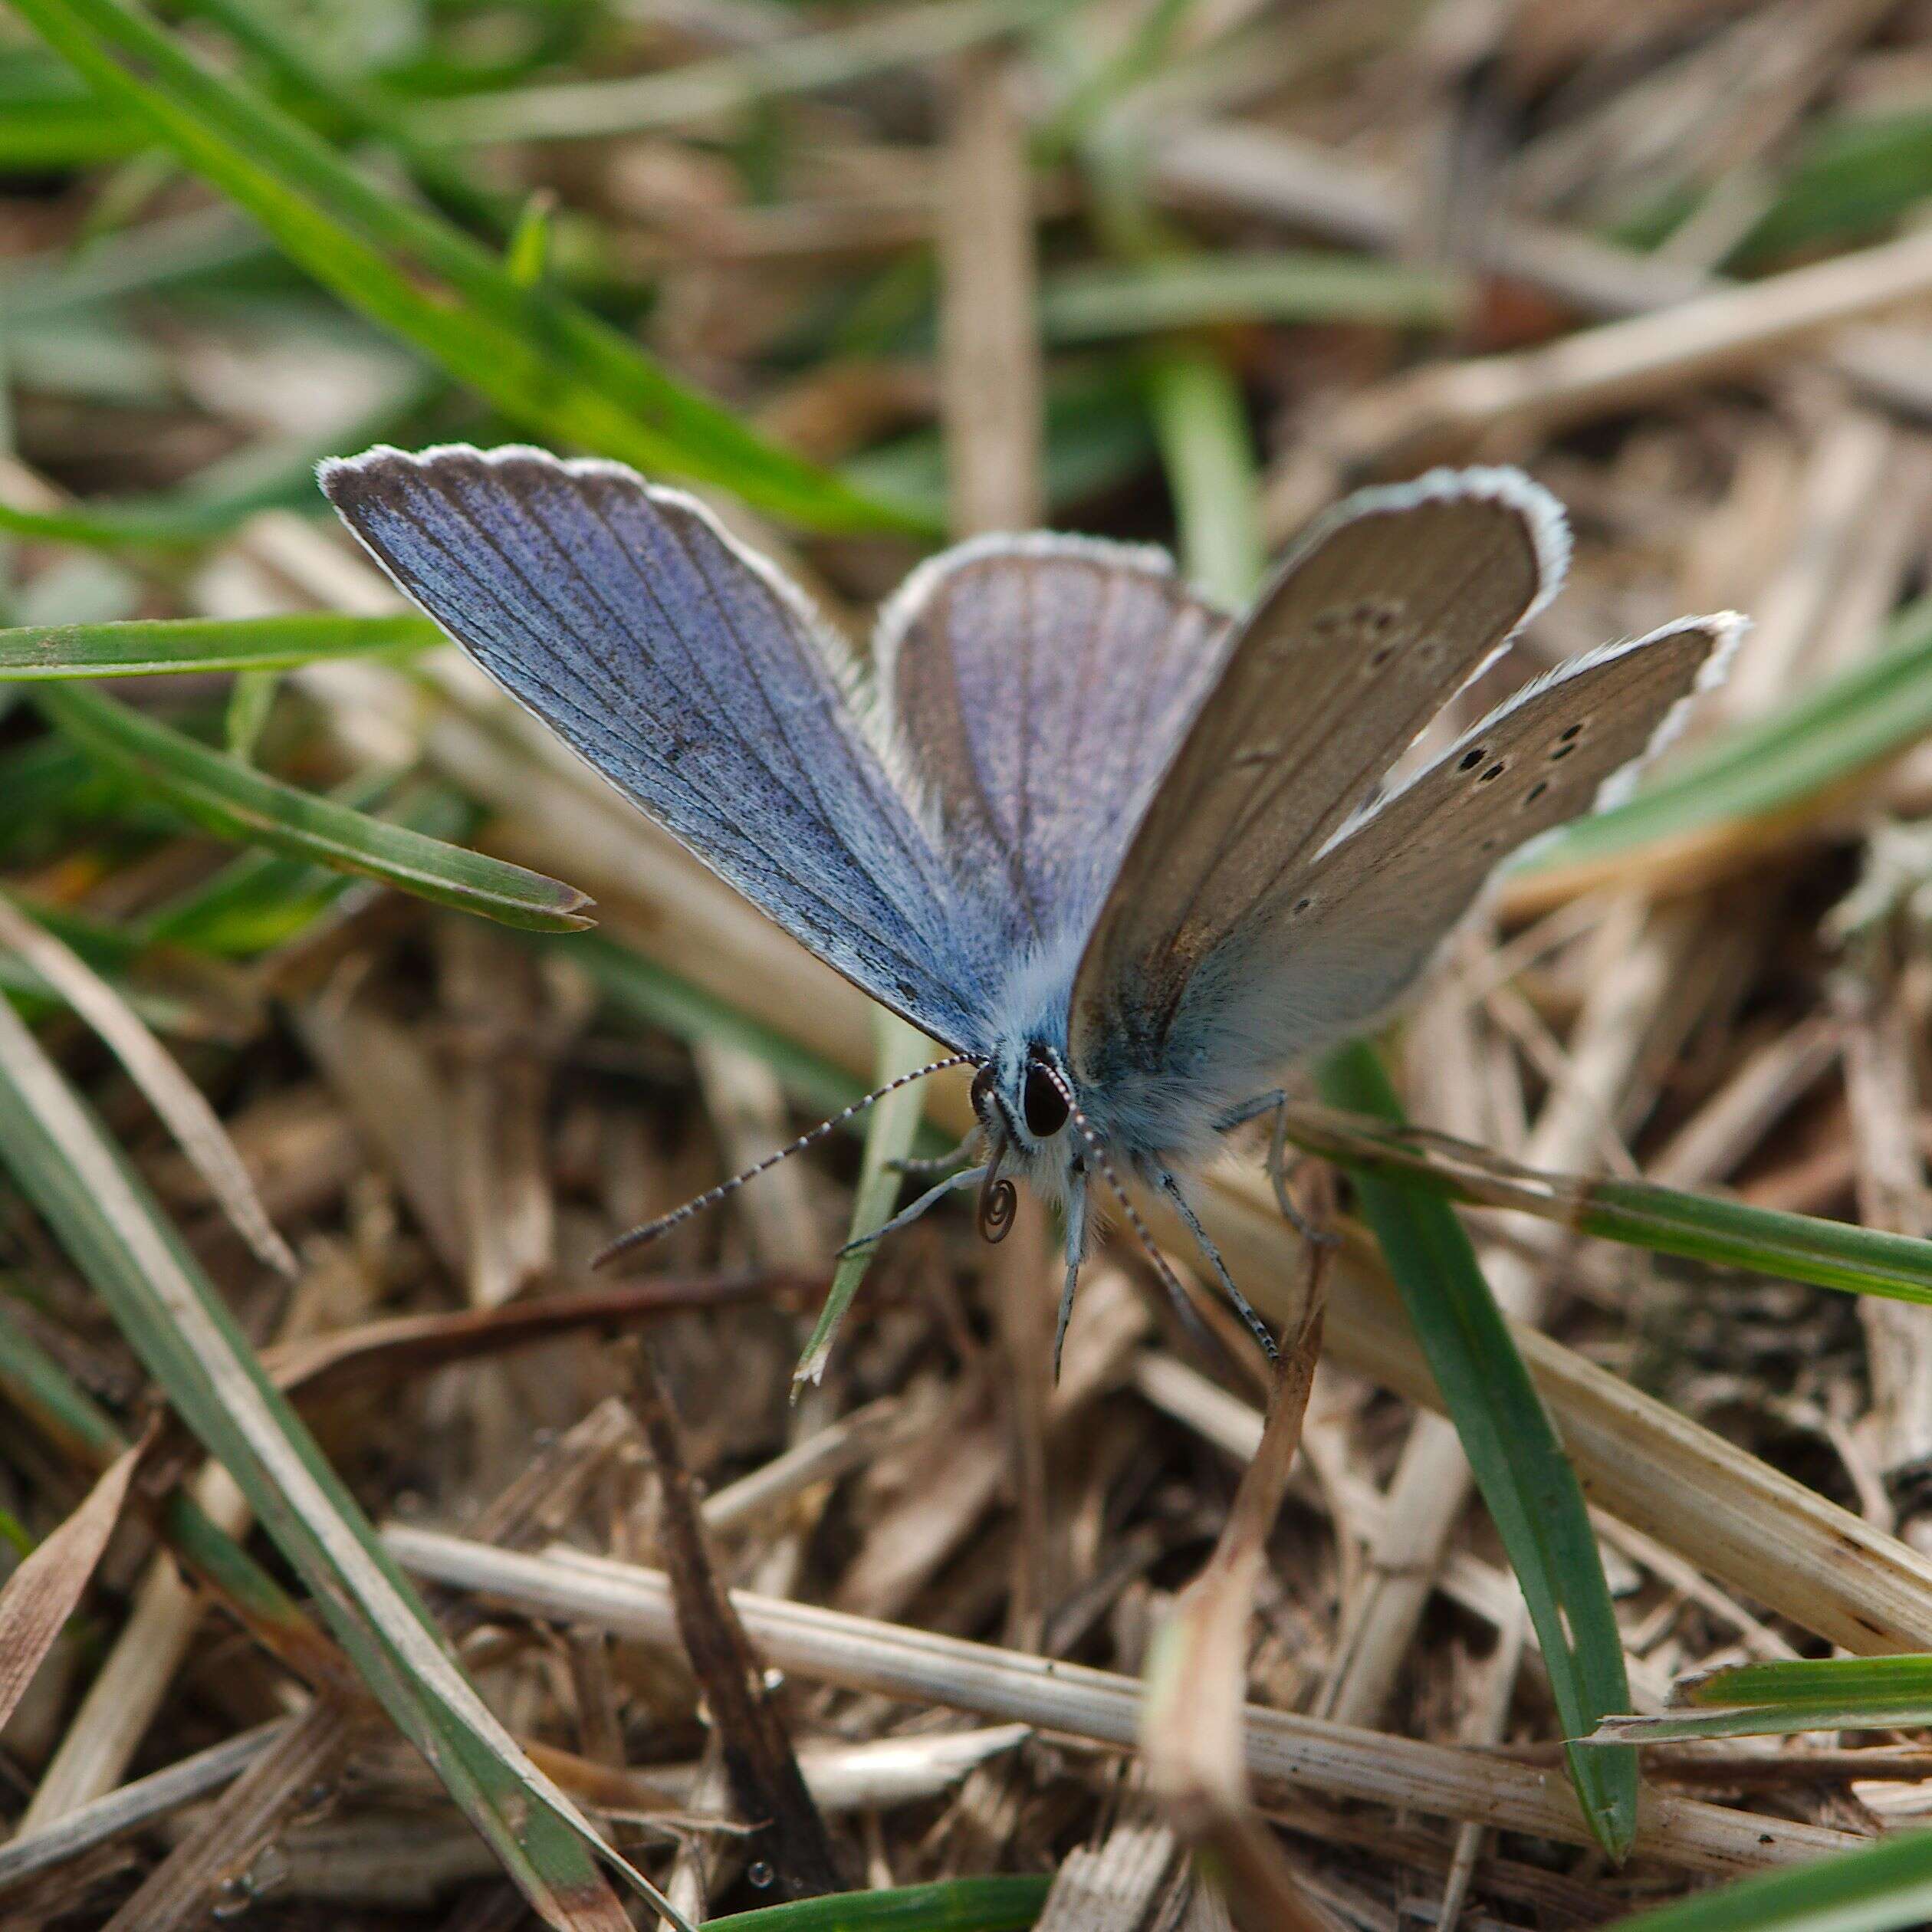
593 1053 978 1269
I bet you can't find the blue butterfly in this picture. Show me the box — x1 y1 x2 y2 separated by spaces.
321 445 1740 1366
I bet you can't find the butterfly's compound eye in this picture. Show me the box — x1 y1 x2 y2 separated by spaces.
1023 1060 1071 1138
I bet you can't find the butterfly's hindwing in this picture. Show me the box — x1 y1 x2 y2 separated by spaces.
876 535 1231 975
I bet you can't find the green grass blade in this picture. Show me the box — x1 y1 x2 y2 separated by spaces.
1042 252 1456 343
223 666 278 759
1317 1040 1639 1858
1275 1104 1932 1306
794 1014 941 1390
1734 104 1932 265
1606 1830 1932 1932
0 999 675 1929
0 70 145 167
853 254 1457 353
705 1877 1050 1931
1554 1175 1932 1301
506 192 554 288
0 612 439 676
416 0 1055 146
1142 347 1263 607
1598 1654 1932 1743
8 0 925 536
6 205 264 324
0 494 301 550
142 777 469 955
31 682 593 934
1519 592 1932 874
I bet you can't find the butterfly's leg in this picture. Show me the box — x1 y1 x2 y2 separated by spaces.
1154 1168 1280 1363
890 1128 982 1177
1214 1089 1285 1132
1264 1096 1339 1247
1053 1177 1089 1384
1214 1090 1333 1246
837 1165 986 1254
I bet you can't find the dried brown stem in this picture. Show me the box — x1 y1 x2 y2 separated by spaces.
621 1340 845 1901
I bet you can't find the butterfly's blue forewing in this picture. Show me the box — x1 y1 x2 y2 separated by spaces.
320 444 994 1056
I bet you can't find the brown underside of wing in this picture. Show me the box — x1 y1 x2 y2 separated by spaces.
1072 488 1549 1064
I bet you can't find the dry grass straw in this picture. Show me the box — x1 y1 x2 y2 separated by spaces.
1139 1214 1332 1927
381 1523 1862 1878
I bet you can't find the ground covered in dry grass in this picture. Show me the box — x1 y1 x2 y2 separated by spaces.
13 2 1932 1928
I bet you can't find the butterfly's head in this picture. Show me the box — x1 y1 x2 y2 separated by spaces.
972 1042 1072 1147
968 1040 1084 1234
